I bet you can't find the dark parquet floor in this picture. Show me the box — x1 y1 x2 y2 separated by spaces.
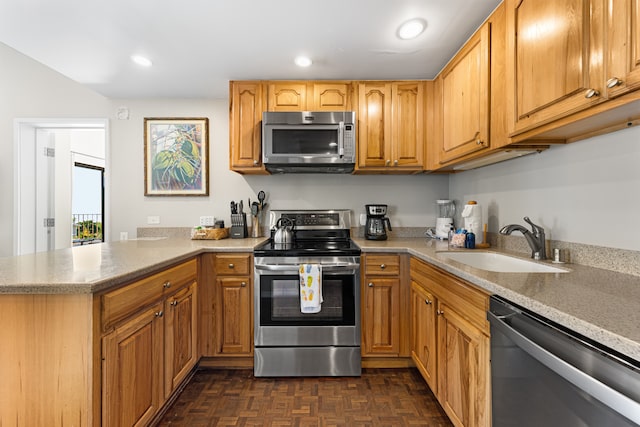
157 368 453 427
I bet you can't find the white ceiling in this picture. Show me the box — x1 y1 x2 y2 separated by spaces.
0 0 501 99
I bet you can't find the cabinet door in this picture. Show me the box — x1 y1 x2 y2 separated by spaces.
312 82 352 111
164 281 198 398
607 0 640 97
440 25 490 164
509 0 605 132
357 82 392 168
102 303 164 427
362 277 400 355
392 82 425 168
229 81 267 173
267 82 307 111
216 277 252 355
437 303 490 427
410 281 437 391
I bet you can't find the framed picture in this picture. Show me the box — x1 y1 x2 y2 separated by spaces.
144 117 209 196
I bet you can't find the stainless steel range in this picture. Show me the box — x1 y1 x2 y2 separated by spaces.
253 209 361 377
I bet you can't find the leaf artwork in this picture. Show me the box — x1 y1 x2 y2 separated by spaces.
150 123 203 191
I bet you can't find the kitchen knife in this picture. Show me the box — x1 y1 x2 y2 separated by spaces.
239 200 243 214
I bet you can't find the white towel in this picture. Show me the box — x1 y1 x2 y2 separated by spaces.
299 264 323 314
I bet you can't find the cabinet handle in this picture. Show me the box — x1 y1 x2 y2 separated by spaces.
436 309 444 316
368 282 374 287
380 264 386 269
163 281 171 289
386 159 391 166
170 300 178 307
155 310 164 317
585 89 600 99
606 77 623 88
228 263 235 269
241 282 247 287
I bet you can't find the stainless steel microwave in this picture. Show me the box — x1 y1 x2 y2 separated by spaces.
262 111 356 173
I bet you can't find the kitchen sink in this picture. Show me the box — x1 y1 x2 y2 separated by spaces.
436 251 569 273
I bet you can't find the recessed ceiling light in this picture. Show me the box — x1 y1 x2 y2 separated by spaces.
397 18 427 40
294 56 312 67
131 55 153 67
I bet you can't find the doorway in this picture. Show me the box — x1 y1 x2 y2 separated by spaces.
14 118 108 255
72 163 105 246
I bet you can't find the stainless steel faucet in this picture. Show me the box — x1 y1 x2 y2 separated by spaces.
499 217 547 260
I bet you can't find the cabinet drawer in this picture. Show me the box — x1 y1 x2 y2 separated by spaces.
102 259 197 331
364 254 400 276
215 253 251 275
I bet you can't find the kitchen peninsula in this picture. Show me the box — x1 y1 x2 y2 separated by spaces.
1 236 639 426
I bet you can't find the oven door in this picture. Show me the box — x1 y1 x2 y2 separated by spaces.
254 260 360 347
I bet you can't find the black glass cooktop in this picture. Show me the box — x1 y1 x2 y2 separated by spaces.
254 237 361 257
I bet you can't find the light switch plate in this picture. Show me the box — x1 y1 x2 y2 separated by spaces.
147 216 160 224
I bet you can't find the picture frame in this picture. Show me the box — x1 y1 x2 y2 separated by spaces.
144 117 209 196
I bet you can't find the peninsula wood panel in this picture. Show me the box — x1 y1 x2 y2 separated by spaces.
0 294 95 427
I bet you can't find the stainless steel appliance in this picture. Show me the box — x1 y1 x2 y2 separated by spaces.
489 295 640 427
262 111 356 173
364 204 392 240
253 209 361 377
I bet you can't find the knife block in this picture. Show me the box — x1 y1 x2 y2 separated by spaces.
230 213 248 239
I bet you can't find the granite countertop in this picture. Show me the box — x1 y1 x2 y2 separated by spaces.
1 235 638 363
0 237 268 294
353 236 640 363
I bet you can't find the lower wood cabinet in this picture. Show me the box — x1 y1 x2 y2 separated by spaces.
410 257 491 427
361 253 410 359
101 260 198 427
216 276 252 355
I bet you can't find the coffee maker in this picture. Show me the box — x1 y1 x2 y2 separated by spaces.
365 204 392 240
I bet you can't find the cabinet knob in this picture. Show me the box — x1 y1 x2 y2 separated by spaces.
368 282 374 287
163 281 171 289
241 282 247 287
585 89 600 99
228 263 235 269
436 309 444 316
394 160 398 166
380 264 386 269
155 311 164 317
386 159 391 166
253 160 259 165
170 300 178 307
476 139 484 146
425 299 432 305
606 77 623 88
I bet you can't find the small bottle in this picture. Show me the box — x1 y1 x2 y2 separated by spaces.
465 231 476 249
447 225 455 249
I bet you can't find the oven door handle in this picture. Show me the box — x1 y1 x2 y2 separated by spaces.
255 263 360 273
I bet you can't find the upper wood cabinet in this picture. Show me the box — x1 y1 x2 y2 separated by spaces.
438 23 491 164
229 81 267 174
428 4 514 171
267 81 353 111
507 0 606 134
606 0 640 98
356 81 425 173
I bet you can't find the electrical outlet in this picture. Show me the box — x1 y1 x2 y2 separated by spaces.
120 231 128 240
200 216 215 226
147 216 160 225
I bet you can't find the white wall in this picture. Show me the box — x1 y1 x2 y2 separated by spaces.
449 125 640 251
108 98 449 238
0 42 110 257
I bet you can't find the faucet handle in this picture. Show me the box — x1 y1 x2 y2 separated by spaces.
523 217 544 235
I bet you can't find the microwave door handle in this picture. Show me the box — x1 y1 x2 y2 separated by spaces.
338 121 345 157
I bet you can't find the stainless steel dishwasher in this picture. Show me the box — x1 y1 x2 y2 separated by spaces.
488 295 640 427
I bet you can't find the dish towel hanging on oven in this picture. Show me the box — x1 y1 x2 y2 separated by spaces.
299 264 323 313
